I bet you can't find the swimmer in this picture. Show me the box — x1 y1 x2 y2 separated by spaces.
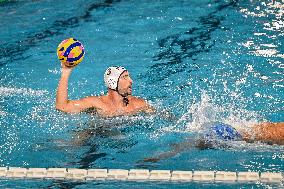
56 64 155 117
201 122 284 146
142 122 284 163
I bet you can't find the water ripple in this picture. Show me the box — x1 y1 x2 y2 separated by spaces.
0 0 121 66
146 1 238 83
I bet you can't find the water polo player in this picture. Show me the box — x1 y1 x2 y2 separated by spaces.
201 122 284 146
142 122 284 163
56 64 155 117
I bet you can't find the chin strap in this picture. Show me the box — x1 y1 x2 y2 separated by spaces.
111 88 129 106
123 96 129 106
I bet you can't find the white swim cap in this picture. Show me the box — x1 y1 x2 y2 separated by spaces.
104 66 127 90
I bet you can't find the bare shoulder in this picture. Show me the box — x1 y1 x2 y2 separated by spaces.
129 96 155 113
81 95 106 107
129 96 145 103
129 96 147 106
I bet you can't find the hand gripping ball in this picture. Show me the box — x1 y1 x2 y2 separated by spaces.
57 38 85 67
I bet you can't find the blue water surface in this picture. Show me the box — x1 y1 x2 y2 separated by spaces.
0 0 284 188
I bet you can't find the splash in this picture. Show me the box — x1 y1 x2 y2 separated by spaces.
239 1 284 59
150 91 284 151
0 86 49 118
154 91 262 137
0 86 48 97
0 109 7 116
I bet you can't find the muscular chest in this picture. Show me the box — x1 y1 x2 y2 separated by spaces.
97 103 141 117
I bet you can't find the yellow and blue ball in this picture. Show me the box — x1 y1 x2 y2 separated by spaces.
57 38 85 67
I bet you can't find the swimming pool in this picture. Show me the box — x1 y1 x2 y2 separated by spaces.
0 0 283 188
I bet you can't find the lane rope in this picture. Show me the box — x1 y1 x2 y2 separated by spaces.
0 167 282 183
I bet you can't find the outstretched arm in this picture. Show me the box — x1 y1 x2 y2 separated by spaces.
240 122 284 145
55 65 100 113
142 139 197 163
254 122 284 145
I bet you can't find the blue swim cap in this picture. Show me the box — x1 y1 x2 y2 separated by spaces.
204 123 242 141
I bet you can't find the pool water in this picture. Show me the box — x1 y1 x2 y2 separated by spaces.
0 0 283 188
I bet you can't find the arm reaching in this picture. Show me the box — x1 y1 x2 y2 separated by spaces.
141 139 197 163
251 122 284 145
239 122 284 145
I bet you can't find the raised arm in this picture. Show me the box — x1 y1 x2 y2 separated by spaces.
55 65 100 113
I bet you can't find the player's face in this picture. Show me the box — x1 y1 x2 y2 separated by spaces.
117 71 133 97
